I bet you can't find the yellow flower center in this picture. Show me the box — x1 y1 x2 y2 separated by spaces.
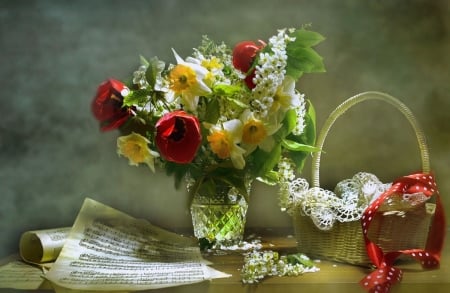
124 143 145 163
242 119 267 145
207 131 231 159
169 64 198 94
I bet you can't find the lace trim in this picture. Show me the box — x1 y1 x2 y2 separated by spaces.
287 172 429 230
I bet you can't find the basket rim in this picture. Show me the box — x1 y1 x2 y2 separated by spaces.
311 91 430 188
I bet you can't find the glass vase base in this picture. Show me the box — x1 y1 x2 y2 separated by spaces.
190 200 248 247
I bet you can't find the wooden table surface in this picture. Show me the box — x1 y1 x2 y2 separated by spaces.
201 228 450 293
1 228 449 293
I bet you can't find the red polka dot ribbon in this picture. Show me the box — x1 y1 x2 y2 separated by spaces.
360 172 446 293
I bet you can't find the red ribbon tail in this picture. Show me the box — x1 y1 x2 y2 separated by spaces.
360 264 403 293
359 172 446 293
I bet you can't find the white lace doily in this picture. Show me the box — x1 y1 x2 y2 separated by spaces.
287 172 429 230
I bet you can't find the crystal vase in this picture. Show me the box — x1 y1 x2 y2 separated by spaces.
189 178 251 246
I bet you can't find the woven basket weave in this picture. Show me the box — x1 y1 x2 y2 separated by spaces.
293 91 435 266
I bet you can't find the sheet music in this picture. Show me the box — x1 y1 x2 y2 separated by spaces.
45 198 229 291
0 259 47 290
20 227 71 264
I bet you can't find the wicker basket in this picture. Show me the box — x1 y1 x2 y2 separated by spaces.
292 91 435 266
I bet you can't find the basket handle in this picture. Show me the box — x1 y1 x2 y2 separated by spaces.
311 91 430 188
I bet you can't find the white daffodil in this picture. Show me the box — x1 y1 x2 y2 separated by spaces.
240 109 281 154
270 76 301 114
207 119 246 169
166 49 212 111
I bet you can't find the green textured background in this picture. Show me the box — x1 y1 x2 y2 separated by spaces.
1 0 449 258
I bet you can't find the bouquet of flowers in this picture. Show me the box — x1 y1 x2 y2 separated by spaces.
91 27 325 204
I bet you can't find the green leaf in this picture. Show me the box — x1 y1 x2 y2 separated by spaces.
213 84 242 96
281 139 320 152
300 100 317 146
204 97 220 124
283 100 317 174
250 144 282 178
274 109 297 141
256 171 279 185
289 151 309 174
286 253 315 268
284 109 298 135
165 162 189 189
139 55 150 67
285 28 326 80
289 29 325 48
145 56 165 88
212 84 248 110
123 89 151 107
307 99 316 126
286 47 326 79
225 96 249 109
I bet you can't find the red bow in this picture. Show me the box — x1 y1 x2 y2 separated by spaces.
360 172 446 293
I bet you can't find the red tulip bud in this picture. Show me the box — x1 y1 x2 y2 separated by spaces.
91 79 132 131
232 40 266 89
155 111 202 164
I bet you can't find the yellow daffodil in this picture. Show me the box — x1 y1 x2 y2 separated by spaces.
167 49 211 111
117 132 159 172
207 119 246 169
201 56 223 71
241 110 280 154
200 56 224 86
242 118 267 145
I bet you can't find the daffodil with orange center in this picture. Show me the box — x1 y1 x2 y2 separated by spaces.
207 119 246 169
242 119 267 145
117 132 159 172
167 49 211 112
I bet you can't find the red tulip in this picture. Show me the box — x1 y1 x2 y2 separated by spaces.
91 79 132 131
155 111 202 164
232 40 266 89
